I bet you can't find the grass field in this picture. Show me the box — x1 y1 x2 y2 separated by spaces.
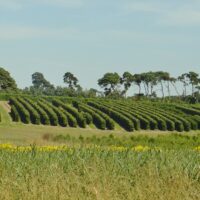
0 102 200 200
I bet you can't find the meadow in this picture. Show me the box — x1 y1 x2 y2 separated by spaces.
0 98 200 199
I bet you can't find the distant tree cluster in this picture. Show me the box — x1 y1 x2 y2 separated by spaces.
98 71 200 100
0 66 200 102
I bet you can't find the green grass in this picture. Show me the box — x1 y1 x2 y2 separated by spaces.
0 101 200 199
0 148 199 200
0 101 12 125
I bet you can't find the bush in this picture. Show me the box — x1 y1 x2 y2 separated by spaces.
25 98 50 125
52 99 86 128
38 101 58 126
10 105 20 122
79 104 106 130
18 98 40 125
9 98 30 124
88 101 134 132
39 99 68 127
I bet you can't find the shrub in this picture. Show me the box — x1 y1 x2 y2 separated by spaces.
25 98 50 125
88 101 134 132
10 105 20 122
52 99 86 128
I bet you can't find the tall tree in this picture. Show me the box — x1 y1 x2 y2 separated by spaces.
186 71 199 96
133 74 142 95
0 67 17 90
120 72 134 97
98 72 121 96
178 73 189 97
155 71 170 98
63 72 79 90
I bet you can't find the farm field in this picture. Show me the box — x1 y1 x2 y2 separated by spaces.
0 97 200 200
2 96 200 132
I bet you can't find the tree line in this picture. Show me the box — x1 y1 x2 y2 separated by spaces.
0 67 200 102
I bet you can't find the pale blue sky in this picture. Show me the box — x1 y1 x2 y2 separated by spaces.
0 0 200 90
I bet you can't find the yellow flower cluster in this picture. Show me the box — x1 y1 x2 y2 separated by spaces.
131 145 150 152
0 144 68 152
107 146 128 152
194 146 200 151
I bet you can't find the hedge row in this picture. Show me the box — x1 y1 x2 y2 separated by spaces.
103 102 151 130
39 99 68 127
73 100 115 130
135 104 185 132
137 105 191 132
52 99 86 128
9 98 30 124
60 108 78 127
25 98 50 125
18 97 40 125
88 101 134 132
10 105 20 122
83 112 93 124
37 100 58 126
78 104 106 130
96 101 140 130
119 102 175 131
112 103 158 130
175 105 200 116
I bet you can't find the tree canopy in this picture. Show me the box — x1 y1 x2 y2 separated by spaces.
0 67 17 91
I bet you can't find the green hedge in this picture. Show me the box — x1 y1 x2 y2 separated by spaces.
38 101 58 126
18 98 40 125
25 98 50 125
9 98 30 124
10 105 20 122
88 101 134 132
52 99 86 128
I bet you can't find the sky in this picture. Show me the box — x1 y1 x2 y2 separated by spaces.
0 0 200 90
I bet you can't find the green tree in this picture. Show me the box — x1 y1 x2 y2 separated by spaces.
133 74 142 95
63 72 79 90
32 72 54 95
186 71 199 96
32 72 53 89
178 73 189 97
98 73 121 96
0 67 17 91
120 72 134 97
155 71 170 98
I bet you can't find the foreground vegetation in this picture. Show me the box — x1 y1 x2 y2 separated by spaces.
0 144 199 200
0 112 199 199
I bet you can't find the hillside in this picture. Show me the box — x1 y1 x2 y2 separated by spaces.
1 96 200 133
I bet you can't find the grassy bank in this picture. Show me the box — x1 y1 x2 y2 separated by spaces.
0 147 199 200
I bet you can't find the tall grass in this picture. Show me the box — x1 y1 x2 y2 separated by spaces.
0 148 199 200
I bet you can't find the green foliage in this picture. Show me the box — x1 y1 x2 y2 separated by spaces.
18 98 40 125
52 99 86 128
77 103 106 130
88 101 134 132
10 105 20 122
98 72 121 96
9 98 30 124
0 67 17 91
25 98 50 125
37 100 58 126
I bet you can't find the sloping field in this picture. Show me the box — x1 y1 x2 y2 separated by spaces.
2 96 200 133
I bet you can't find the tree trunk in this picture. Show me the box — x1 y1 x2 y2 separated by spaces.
160 81 164 98
171 82 180 97
167 81 171 98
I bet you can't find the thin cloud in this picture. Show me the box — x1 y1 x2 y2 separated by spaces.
123 0 200 26
0 0 85 10
0 25 79 40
